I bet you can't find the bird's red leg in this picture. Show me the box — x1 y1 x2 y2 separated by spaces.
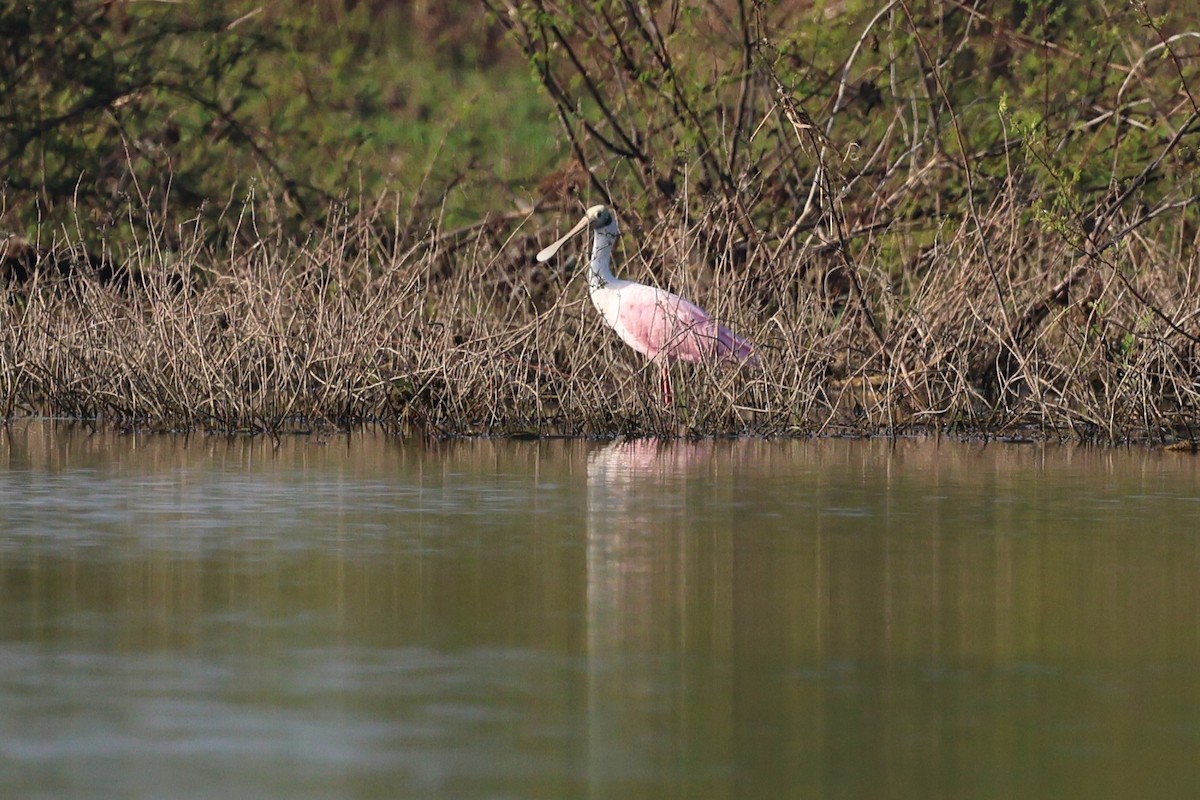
660 364 673 407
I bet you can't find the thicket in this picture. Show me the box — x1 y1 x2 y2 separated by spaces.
2 1 1199 441
0 0 540 246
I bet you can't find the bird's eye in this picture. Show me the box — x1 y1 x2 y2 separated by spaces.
594 209 611 226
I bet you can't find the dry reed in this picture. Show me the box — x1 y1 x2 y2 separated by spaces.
2 181 1199 443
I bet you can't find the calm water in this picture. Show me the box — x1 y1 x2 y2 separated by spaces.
1 421 1198 799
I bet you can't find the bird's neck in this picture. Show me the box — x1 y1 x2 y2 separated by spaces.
589 229 619 293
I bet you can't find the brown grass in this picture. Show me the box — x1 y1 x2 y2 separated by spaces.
2 182 1199 443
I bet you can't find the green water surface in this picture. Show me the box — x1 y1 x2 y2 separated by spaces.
1 422 1197 798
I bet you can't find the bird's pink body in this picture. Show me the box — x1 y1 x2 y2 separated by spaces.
537 205 757 403
589 280 756 366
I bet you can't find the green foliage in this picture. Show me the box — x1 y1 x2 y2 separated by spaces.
2 0 1198 289
488 0 1198 257
241 3 558 228
1 2 278 239
0 0 558 246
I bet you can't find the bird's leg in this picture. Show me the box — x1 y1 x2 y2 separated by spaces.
660 364 673 407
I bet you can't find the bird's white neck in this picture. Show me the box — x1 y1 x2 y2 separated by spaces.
589 227 619 293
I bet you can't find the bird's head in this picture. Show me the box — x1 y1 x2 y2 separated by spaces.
585 204 618 234
536 205 619 263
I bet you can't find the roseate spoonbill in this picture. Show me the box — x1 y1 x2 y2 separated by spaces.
536 205 757 404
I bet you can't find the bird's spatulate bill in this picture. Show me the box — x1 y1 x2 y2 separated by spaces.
536 215 591 263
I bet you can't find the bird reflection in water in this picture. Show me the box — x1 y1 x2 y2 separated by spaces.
582 438 731 782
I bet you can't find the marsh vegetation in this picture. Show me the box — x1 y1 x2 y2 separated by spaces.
2 1 1198 440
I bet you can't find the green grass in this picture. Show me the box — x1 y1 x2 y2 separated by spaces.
248 16 562 226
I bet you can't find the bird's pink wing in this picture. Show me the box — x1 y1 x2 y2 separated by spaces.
613 284 756 364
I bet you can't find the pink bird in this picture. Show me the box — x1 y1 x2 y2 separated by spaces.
536 205 757 404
